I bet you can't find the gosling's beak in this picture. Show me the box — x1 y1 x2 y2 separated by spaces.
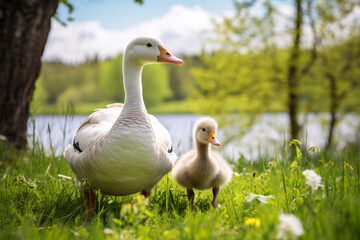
157 46 183 65
208 131 221 146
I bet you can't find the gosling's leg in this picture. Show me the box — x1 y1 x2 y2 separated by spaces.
211 187 220 209
84 188 96 222
187 188 195 211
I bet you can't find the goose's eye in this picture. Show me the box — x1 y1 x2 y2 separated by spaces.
146 43 152 47
202 128 206 131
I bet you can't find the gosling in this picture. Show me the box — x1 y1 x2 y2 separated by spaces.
172 117 232 210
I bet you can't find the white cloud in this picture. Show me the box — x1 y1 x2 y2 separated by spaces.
43 3 360 63
42 5 217 63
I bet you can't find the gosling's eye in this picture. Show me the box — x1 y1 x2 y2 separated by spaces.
202 128 206 131
146 43 152 47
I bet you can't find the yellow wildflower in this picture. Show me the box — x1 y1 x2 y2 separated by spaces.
267 161 277 168
120 203 133 216
245 218 260 227
344 162 353 171
308 146 321 152
290 160 298 171
15 175 26 182
289 139 302 147
325 161 333 167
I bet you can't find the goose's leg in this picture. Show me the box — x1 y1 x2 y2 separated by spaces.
138 187 153 224
211 187 219 209
84 188 96 222
140 187 153 198
140 187 153 206
187 188 195 211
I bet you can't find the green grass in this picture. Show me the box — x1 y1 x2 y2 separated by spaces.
0 141 359 239
30 100 194 115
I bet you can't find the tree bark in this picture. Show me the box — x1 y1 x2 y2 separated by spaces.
287 0 303 141
0 0 58 149
326 71 338 150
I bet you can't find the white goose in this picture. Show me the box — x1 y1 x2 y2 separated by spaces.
64 37 183 219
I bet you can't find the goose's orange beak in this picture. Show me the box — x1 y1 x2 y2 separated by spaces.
157 46 183 65
208 131 221 146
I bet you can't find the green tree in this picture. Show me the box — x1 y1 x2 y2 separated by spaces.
99 55 124 102
190 0 292 140
191 0 360 148
0 0 59 149
190 50 280 141
33 55 174 110
315 0 360 149
0 0 143 150
142 64 173 107
168 56 203 100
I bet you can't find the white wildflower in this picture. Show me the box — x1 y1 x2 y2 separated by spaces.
0 134 7 141
277 214 304 240
103 228 115 235
244 193 275 204
302 169 323 191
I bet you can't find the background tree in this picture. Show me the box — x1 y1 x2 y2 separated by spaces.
299 0 360 149
190 0 289 140
32 55 174 111
0 0 59 150
0 0 143 150
316 0 360 149
191 0 360 148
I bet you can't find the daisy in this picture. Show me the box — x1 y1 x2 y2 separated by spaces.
303 169 323 191
277 214 304 240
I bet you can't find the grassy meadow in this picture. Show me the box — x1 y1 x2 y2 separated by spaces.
0 139 359 240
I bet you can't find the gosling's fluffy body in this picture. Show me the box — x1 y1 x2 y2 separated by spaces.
172 148 232 190
172 117 232 209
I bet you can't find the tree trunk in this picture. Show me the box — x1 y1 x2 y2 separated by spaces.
325 72 339 150
0 0 58 149
287 0 303 141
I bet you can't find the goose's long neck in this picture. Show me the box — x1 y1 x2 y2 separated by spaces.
123 57 146 111
196 141 210 159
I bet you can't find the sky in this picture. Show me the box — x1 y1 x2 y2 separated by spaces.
43 0 235 63
43 0 360 63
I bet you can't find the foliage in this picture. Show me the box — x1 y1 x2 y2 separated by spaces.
33 56 179 111
189 0 360 143
31 54 204 114
99 55 124 102
0 139 359 239
54 0 75 25
168 55 204 100
142 64 172 107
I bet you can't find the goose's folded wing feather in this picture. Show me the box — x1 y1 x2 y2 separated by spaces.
148 114 172 153
74 103 123 152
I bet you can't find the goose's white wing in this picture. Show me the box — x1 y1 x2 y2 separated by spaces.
74 103 123 152
148 114 172 153
69 104 173 155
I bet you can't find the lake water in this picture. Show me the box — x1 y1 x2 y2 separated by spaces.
27 113 360 160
